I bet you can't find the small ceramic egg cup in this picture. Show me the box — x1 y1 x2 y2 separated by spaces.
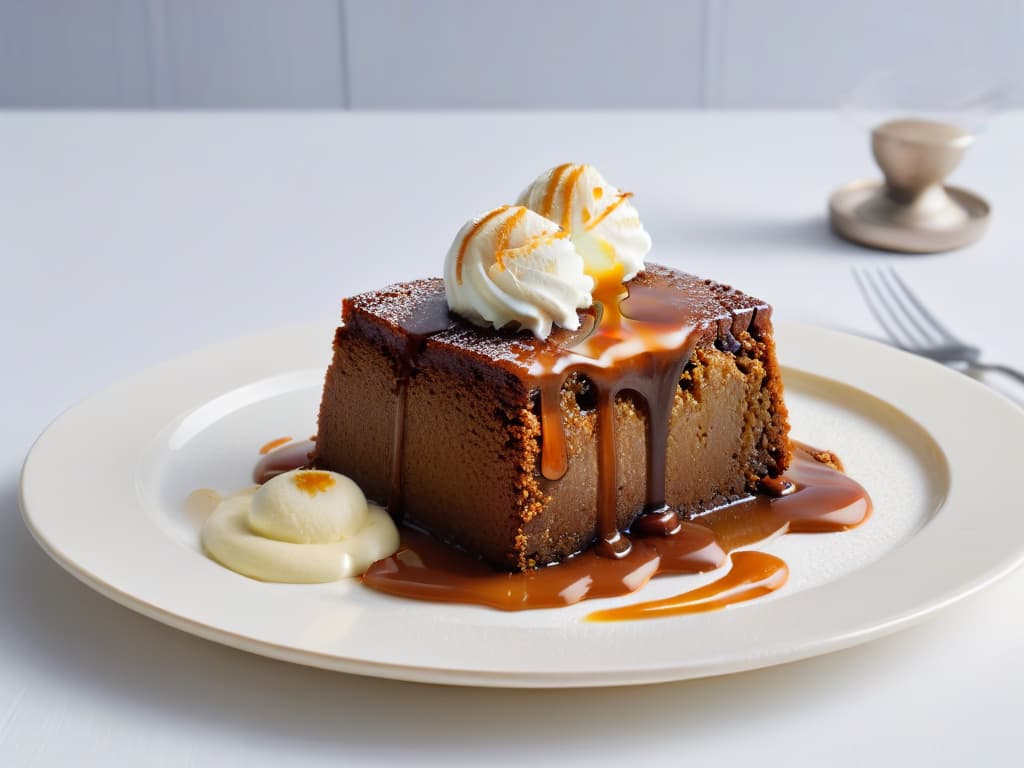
829 118 990 253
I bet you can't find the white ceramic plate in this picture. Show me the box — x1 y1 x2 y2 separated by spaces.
20 322 1024 688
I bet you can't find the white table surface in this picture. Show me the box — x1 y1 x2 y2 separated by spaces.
2 111 1022 766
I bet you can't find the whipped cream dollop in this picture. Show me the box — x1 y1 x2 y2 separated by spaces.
518 164 651 282
201 469 399 583
443 205 594 339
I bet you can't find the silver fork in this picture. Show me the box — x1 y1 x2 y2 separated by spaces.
853 266 1024 386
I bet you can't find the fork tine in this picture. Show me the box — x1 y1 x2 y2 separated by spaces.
884 267 959 344
853 268 915 348
874 268 945 346
847 266 921 348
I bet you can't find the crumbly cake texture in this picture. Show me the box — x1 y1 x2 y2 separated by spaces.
314 264 791 571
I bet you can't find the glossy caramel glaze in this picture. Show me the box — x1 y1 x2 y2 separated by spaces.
320 263 793 572
517 266 707 556
257 437 870 617
340 266 769 381
364 265 776 560
361 445 871 613
586 551 788 621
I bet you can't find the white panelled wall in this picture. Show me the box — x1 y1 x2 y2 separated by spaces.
0 0 1022 108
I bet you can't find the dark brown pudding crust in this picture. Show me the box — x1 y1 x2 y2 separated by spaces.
313 264 790 571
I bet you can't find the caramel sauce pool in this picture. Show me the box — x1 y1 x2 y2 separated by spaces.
361 444 871 616
252 438 871 618
587 551 789 621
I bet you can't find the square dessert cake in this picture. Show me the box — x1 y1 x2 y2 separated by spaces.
313 163 791 571
314 263 790 570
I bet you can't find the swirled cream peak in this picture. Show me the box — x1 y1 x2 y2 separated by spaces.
518 164 651 282
444 205 594 339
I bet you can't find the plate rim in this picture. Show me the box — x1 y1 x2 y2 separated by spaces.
19 321 1024 688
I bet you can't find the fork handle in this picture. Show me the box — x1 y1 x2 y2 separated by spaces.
970 362 1024 387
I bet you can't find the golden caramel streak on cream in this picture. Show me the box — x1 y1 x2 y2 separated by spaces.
492 207 527 272
496 229 569 272
585 192 634 232
540 163 573 218
560 165 587 230
454 205 509 284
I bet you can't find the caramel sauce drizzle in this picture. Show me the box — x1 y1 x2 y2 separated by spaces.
559 165 587 230
259 436 292 455
534 163 631 233
539 163 572 218
363 520 722 611
537 377 569 479
585 191 634 232
586 551 789 621
361 445 872 612
492 207 528 271
252 438 871 617
454 205 509 284
520 264 701 556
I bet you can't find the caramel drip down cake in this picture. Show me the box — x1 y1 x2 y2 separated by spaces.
314 264 790 570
